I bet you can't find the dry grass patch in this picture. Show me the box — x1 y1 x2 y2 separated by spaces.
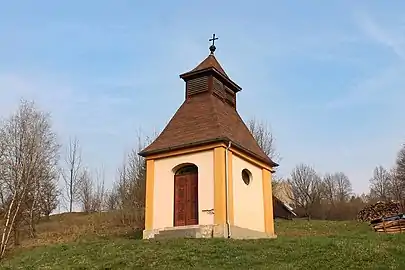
2 211 138 257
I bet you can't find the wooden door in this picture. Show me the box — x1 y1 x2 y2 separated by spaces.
186 173 198 225
174 173 198 226
174 175 187 226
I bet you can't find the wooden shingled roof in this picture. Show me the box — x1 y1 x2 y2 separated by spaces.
139 52 278 168
190 54 229 78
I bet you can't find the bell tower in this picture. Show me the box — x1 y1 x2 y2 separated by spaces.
179 34 241 108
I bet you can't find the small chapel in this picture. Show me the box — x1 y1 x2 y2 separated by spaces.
138 35 279 239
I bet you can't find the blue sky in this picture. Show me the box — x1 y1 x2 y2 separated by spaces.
1 1 405 197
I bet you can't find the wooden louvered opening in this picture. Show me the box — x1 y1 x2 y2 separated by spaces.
212 77 236 108
213 77 225 99
186 76 208 98
224 85 236 107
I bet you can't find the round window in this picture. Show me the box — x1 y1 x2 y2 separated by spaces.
241 169 252 185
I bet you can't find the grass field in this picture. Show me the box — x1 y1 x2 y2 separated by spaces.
1 215 405 269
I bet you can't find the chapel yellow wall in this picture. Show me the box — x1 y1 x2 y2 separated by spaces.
213 147 226 224
232 154 265 232
262 168 275 235
227 151 234 225
151 150 214 229
145 159 155 230
144 142 275 236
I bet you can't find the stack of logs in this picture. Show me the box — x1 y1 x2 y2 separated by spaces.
370 214 405 233
357 201 401 222
357 201 405 233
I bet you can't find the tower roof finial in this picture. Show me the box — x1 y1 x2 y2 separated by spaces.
209 33 218 54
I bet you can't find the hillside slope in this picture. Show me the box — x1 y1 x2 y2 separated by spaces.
2 217 405 269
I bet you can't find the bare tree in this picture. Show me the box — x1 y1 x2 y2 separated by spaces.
322 174 335 204
388 168 405 211
77 169 93 213
331 172 352 202
247 117 281 188
387 145 405 211
105 188 119 211
321 172 352 219
111 133 151 228
91 166 106 213
369 165 391 202
247 118 280 163
61 137 82 212
0 100 59 259
287 164 322 219
0 129 6 216
39 169 60 219
395 144 405 184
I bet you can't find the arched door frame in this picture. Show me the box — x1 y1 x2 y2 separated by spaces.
173 164 199 227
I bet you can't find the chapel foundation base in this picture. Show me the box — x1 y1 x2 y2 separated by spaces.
228 225 277 239
142 224 277 240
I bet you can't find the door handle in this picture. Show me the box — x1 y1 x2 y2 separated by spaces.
202 209 214 215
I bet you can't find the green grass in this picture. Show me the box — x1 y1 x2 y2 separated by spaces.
2 219 405 269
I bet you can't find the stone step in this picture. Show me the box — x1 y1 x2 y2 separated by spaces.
154 228 200 239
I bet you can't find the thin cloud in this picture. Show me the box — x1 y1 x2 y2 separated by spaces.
354 11 405 60
325 11 405 109
325 65 405 109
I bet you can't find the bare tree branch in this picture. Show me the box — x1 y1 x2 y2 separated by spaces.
369 165 391 202
77 168 93 213
92 165 106 213
0 99 59 259
395 144 405 184
60 137 82 212
110 132 153 228
323 172 352 203
287 164 322 219
393 145 405 202
247 118 280 163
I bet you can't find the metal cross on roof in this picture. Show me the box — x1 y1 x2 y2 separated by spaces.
209 34 218 46
209 33 218 54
